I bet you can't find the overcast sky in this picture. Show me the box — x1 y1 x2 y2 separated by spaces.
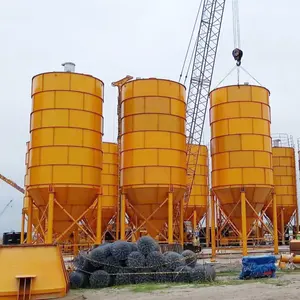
0 0 298 234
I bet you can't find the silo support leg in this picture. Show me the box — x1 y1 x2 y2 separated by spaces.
206 203 210 247
273 194 279 254
96 194 102 245
180 198 184 246
46 192 54 244
120 194 126 240
116 209 120 241
74 228 79 256
27 197 33 244
281 209 285 245
210 194 216 262
241 191 247 256
296 209 299 234
168 192 174 244
21 211 25 244
193 211 197 231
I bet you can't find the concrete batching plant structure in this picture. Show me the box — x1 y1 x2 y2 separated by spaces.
120 78 187 244
26 63 104 247
265 134 298 244
210 84 278 256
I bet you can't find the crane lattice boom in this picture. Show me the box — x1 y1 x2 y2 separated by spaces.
185 0 226 201
0 174 25 194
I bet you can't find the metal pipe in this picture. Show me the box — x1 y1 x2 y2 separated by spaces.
280 254 300 263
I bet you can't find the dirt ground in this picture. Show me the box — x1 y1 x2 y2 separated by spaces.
65 272 300 300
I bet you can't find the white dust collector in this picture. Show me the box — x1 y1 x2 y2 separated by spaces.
62 62 76 73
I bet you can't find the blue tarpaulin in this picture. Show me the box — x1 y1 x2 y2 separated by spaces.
239 255 276 280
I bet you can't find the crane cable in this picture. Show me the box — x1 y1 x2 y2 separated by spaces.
232 0 242 84
232 0 241 50
214 0 262 89
232 0 262 86
179 0 204 83
0 199 13 218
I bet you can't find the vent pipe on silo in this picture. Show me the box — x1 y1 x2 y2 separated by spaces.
274 139 281 147
62 62 76 73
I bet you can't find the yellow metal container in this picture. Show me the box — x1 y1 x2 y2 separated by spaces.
266 138 297 233
0 245 68 299
28 72 104 237
185 145 208 227
210 84 273 232
88 142 118 234
121 78 186 237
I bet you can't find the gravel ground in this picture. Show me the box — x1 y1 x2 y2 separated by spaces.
65 272 300 300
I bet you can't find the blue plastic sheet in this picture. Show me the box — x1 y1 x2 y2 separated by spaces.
242 255 276 265
239 255 276 280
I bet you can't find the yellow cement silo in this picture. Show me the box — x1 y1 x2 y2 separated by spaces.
266 135 298 243
120 78 186 243
185 145 209 230
87 142 118 239
210 84 276 255
27 68 104 245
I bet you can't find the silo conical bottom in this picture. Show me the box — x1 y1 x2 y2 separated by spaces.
28 186 99 238
214 186 272 234
124 186 185 241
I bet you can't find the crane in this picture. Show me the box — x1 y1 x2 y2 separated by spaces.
183 0 226 204
0 174 25 194
0 199 13 218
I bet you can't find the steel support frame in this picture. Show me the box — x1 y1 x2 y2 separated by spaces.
263 208 299 242
24 187 102 254
122 190 184 245
213 190 279 256
261 203 299 241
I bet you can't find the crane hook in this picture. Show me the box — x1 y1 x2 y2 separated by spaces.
232 48 243 66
